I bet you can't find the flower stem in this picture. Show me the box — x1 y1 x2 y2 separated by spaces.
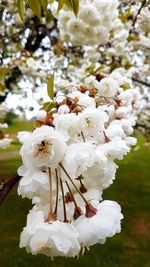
47 168 56 222
60 178 68 223
81 131 85 142
65 181 78 210
66 181 83 220
54 169 59 215
48 167 53 215
59 163 89 206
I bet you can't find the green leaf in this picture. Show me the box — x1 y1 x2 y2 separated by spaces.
57 0 79 15
41 0 48 13
46 9 53 23
40 102 50 110
29 0 41 19
70 0 79 16
57 0 65 12
64 0 79 16
40 102 56 111
47 74 54 100
17 0 24 21
121 83 130 90
0 67 11 78
64 0 72 8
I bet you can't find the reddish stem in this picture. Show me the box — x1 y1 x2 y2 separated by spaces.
60 178 68 223
59 163 89 206
66 181 83 220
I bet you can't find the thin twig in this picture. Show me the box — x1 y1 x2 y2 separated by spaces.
132 77 150 87
129 0 147 33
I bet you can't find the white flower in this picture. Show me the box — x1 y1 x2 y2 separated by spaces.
74 189 102 208
82 26 96 44
62 142 96 179
78 107 108 139
114 29 129 42
125 137 137 146
96 26 110 43
96 78 119 97
83 159 117 190
58 105 70 114
119 119 134 135
78 4 101 26
105 122 126 140
68 91 96 108
84 75 97 89
115 106 132 119
17 166 54 202
66 18 85 36
74 200 123 249
97 137 130 160
53 113 79 141
55 91 65 103
20 209 80 258
58 9 72 24
95 0 119 12
110 69 132 87
113 42 126 56
20 125 67 169
99 104 116 121
118 90 134 106
84 46 100 62
18 131 31 143
34 110 47 121
57 0 119 45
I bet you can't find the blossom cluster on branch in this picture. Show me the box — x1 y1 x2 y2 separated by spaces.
57 0 119 45
17 70 139 258
0 0 149 259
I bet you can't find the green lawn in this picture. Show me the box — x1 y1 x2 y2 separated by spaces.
0 124 150 267
4 120 33 135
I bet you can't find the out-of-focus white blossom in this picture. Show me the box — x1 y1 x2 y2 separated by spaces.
57 0 119 46
0 138 12 148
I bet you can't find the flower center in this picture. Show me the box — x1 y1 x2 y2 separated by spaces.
34 140 52 157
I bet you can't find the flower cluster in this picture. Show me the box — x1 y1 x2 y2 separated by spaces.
57 0 119 46
136 84 150 141
18 71 139 258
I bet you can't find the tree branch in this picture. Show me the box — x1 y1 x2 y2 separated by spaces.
0 174 20 205
132 77 150 87
129 0 147 33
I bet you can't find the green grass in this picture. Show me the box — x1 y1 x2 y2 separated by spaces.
0 123 149 267
0 120 32 177
0 141 21 153
4 120 33 135
0 157 22 177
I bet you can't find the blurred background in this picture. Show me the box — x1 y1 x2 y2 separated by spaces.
0 0 150 266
